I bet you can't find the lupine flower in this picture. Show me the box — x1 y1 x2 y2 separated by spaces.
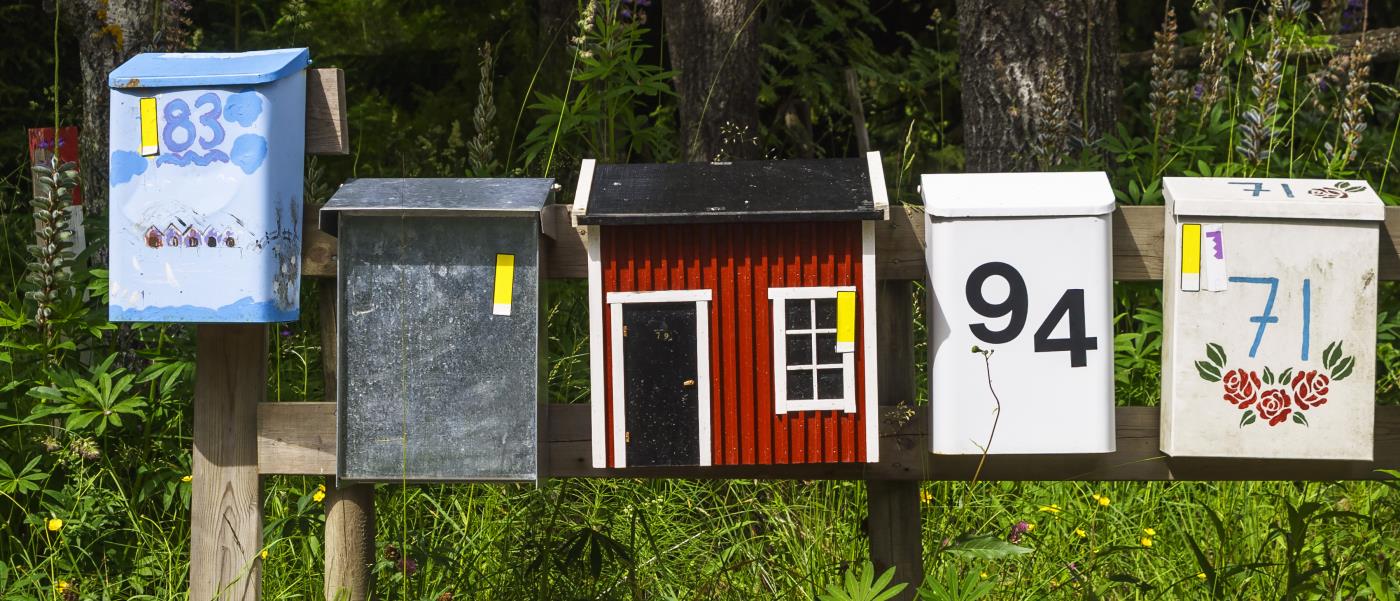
1008 520 1031 543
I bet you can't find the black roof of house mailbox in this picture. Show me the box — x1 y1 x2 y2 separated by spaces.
575 158 882 224
321 178 553 482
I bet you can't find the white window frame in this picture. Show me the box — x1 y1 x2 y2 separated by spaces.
768 286 858 414
604 289 713 468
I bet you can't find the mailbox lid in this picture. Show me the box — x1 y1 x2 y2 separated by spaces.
1164 177 1383 221
109 48 310 88
920 171 1115 218
320 177 555 236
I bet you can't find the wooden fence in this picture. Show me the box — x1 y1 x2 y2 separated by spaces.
189 69 1400 600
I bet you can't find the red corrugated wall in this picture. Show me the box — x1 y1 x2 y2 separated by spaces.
601 221 868 466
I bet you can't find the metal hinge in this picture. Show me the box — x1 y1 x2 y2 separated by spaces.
625 431 630 443
622 325 628 337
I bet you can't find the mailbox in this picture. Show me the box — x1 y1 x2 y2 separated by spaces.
1161 177 1381 460
321 178 553 481
107 48 309 322
576 155 888 468
922 172 1116 454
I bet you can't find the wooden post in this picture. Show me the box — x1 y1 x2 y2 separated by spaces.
191 324 267 601
867 280 923 598
319 279 377 600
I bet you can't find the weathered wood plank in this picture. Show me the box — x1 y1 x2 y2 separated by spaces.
868 279 922 598
192 325 266 601
317 280 376 601
259 403 1400 480
301 205 1400 283
258 402 337 476
306 68 349 156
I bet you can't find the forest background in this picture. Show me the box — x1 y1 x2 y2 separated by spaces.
1 0 1400 599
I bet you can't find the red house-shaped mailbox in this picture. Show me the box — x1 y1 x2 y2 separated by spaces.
576 154 889 468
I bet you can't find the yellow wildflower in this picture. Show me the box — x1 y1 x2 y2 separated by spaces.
1093 494 1110 507
317 483 326 492
979 571 988 580
1038 504 1061 514
1143 527 1156 536
46 518 63 532
1074 527 1087 538
182 475 192 483
920 489 933 504
56 581 70 592
1196 572 1207 580
1140 537 1153 548
313 489 326 503
1025 522 1036 531
261 549 268 560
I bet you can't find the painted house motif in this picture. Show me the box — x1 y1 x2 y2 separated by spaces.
575 154 889 468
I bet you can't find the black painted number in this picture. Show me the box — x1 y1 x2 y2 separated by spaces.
965 262 1098 368
964 262 1027 344
1032 289 1097 367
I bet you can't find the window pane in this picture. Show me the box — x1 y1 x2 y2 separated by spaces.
787 370 814 400
817 369 844 399
815 298 837 328
786 334 812 366
816 333 840 364
785 299 811 330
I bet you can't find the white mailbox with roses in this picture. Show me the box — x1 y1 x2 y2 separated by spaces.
1160 177 1382 460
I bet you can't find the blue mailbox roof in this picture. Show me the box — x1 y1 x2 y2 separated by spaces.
109 48 310 88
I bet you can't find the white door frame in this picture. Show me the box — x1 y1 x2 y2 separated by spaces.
606 289 713 468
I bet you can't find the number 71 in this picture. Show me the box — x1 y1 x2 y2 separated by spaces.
1229 276 1311 360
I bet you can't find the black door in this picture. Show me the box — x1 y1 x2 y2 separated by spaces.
622 302 701 466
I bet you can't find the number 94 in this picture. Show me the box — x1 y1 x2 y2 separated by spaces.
964 262 1099 368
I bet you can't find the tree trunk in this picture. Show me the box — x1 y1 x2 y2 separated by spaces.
664 0 762 162
956 0 1120 172
58 0 169 217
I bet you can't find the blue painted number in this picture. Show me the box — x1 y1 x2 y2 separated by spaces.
161 99 196 153
1228 276 1311 360
194 93 226 149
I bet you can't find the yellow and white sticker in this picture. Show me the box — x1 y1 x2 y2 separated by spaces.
835 290 856 353
139 97 159 156
493 253 514 316
1180 223 1201 292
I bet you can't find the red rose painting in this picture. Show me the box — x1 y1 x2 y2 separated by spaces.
1290 370 1329 410
1255 389 1292 426
1221 368 1261 408
1197 340 1354 429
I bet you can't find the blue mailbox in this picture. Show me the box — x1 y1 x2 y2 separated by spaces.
107 48 309 322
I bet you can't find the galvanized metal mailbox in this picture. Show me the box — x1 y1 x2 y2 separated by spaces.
1161 177 1382 460
107 48 309 322
321 178 553 481
922 172 1116 454
575 154 889 469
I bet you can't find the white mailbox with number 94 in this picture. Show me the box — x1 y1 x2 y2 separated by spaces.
923 172 1116 455
1162 177 1382 460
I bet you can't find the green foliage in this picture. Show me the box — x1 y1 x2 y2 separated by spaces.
916 563 995 601
818 561 908 601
